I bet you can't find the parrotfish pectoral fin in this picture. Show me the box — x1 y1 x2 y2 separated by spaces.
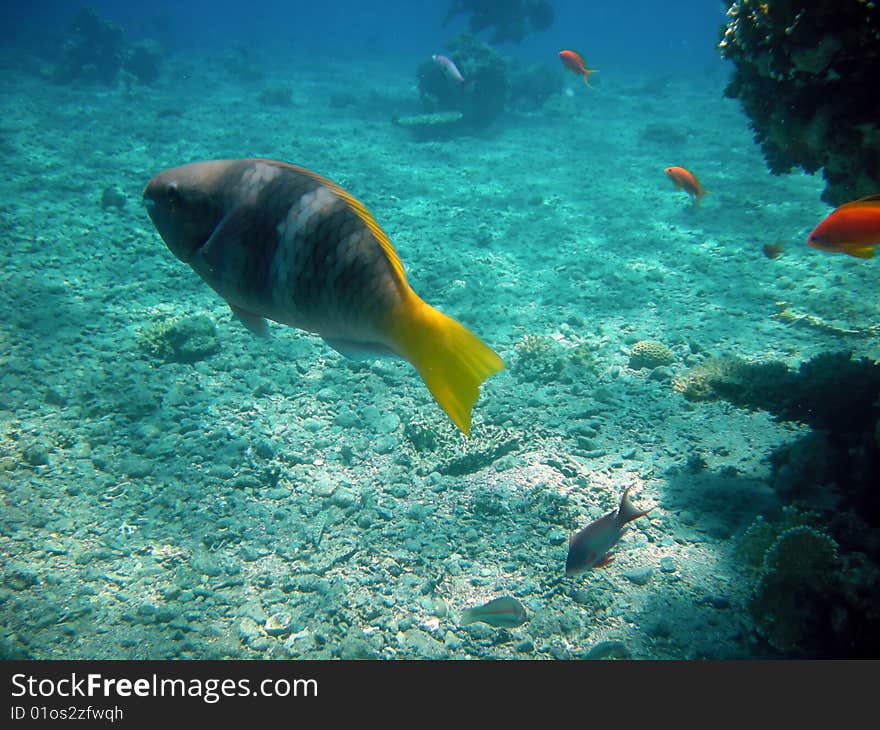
230 304 269 337
323 338 396 360
389 294 504 435
595 553 614 568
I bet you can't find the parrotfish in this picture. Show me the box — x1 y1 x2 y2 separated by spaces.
143 158 504 434
807 193 880 259
432 54 465 84
558 49 597 86
460 596 527 628
565 487 653 576
664 166 708 205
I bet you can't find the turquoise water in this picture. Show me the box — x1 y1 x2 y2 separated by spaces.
1 3 878 660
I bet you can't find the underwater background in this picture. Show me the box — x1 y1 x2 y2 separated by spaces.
1 1 878 660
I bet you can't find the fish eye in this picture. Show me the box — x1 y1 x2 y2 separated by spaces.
166 182 180 205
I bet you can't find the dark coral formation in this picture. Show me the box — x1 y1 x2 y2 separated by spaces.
508 65 563 112
54 6 163 86
444 0 555 44
739 517 880 657
674 352 880 435
684 351 880 656
719 1 880 205
676 352 880 523
417 33 508 130
54 6 125 84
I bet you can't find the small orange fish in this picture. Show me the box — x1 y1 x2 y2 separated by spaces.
665 166 708 205
558 49 597 86
807 193 880 259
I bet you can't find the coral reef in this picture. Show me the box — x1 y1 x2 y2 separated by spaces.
628 340 674 370
138 314 219 364
508 65 563 111
676 351 880 533
122 39 164 85
673 352 880 435
443 0 555 44
416 33 508 130
54 6 125 84
511 335 565 383
719 1 880 205
740 518 880 657
53 6 163 86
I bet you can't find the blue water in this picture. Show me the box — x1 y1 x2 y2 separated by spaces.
0 1 877 660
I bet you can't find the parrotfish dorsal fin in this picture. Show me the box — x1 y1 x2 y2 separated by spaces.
252 159 408 287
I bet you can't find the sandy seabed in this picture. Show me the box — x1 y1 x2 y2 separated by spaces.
1 48 877 660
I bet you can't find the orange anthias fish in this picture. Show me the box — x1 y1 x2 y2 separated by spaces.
807 193 880 259
565 487 654 576
558 49 597 86
665 166 708 205
143 159 504 434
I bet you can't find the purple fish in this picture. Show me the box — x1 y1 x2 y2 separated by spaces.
432 54 465 84
565 487 653 576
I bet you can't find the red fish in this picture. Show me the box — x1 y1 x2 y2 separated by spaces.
558 49 597 86
143 159 503 434
807 193 880 259
565 487 653 576
432 54 465 84
665 166 708 205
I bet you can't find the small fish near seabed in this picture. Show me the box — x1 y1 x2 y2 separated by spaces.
565 487 654 576
558 49 597 87
664 166 708 205
460 596 528 628
143 159 504 434
807 193 880 259
762 240 784 259
432 54 465 84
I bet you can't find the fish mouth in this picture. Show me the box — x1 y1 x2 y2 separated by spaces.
807 234 840 253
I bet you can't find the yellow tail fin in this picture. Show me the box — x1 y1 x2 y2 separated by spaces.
389 294 504 435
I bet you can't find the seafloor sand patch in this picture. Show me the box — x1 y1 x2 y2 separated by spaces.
0 51 875 659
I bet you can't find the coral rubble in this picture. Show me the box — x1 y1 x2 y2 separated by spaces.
719 1 880 205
